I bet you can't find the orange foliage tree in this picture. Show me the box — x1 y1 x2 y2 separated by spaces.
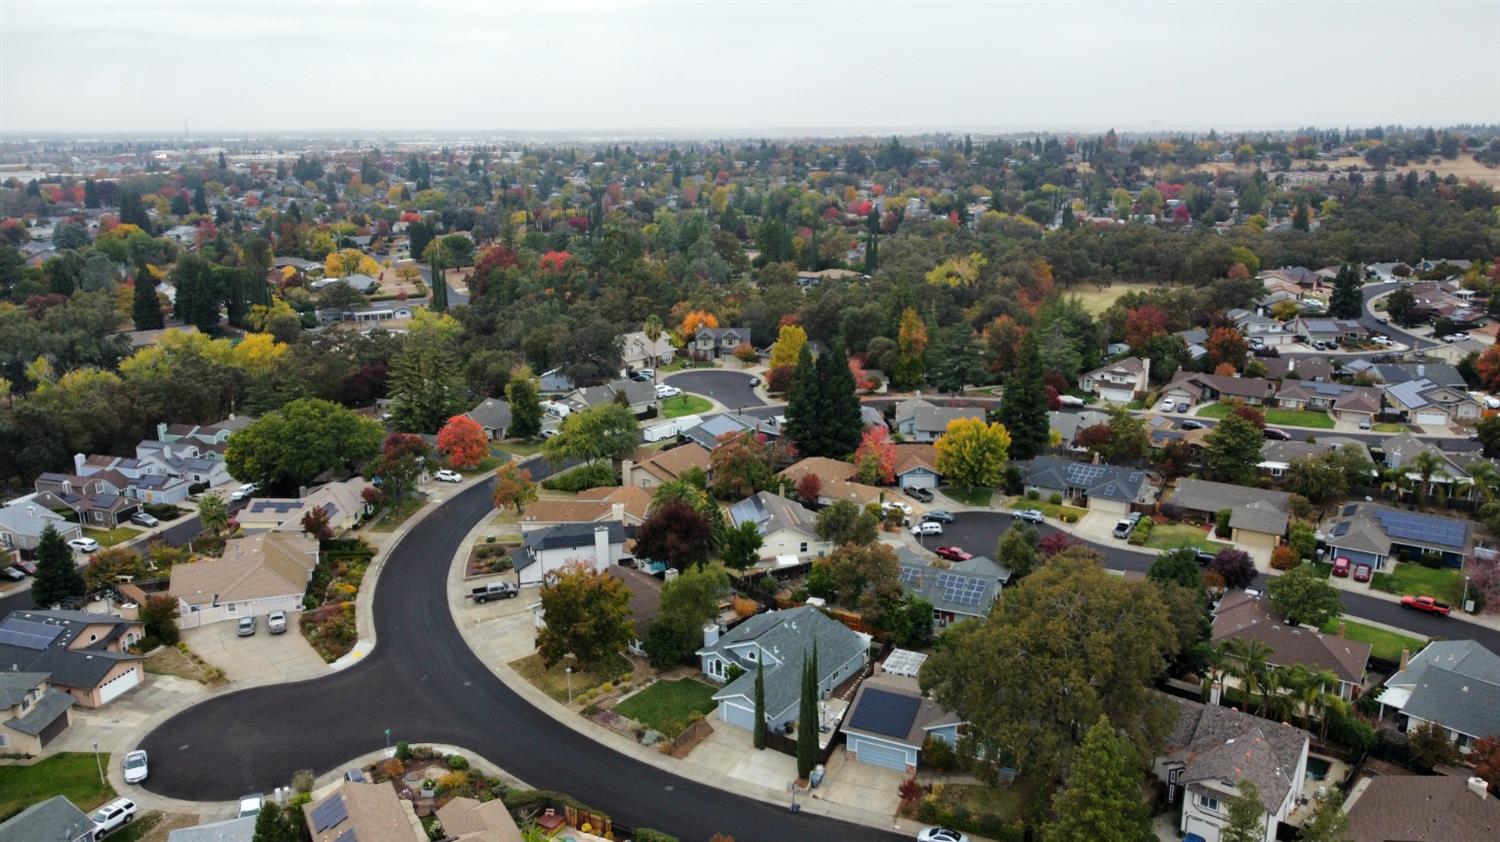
679 310 719 337
436 414 488 469
854 427 898 485
1476 345 1500 391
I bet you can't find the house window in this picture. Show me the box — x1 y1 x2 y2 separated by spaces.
746 650 757 661
0 734 8 748
800 542 808 553
93 512 104 522
1196 793 1220 813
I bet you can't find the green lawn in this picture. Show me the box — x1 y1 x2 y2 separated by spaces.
82 525 143 547
1318 617 1428 662
1370 563 1465 604
943 487 995 507
1003 496 1086 521
1143 523 1232 553
495 439 544 458
614 678 718 732
366 497 425 533
509 652 633 705
0 753 115 821
1372 422 1405 433
1195 403 1335 428
459 455 502 475
661 394 713 418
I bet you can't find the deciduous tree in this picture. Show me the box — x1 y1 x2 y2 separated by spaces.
1149 548 1203 590
996 522 1040 580
644 565 728 668
721 520 764 570
1210 548 1257 590
893 307 927 389
934 417 1011 491
492 462 537 515
1204 413 1263 485
536 561 634 669
504 371 543 439
225 398 383 489
634 499 714 571
436 414 489 469
767 324 807 370
814 499 880 547
1221 780 1266 842
1267 562 1342 627
542 403 638 466
853 427 897 485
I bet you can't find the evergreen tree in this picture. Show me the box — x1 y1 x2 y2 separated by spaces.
192 186 208 215
218 150 227 170
83 178 100 209
172 255 220 332
752 659 766 750
782 345 821 456
250 800 299 842
999 332 1049 460
1221 780 1266 842
131 266 164 330
430 255 448 312
31 524 85 607
863 209 880 274
505 376 543 439
119 190 151 232
796 647 818 780
1328 263 1363 319
817 341 863 458
389 330 468 434
1043 715 1154 842
1291 201 1310 232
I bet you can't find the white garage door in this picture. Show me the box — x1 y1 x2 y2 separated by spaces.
901 472 936 490
850 736 911 771
1415 411 1447 426
719 701 755 730
98 666 141 705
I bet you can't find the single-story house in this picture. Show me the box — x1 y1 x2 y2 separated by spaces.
463 398 513 440
1078 357 1150 403
1260 355 1333 382
893 398 985 443
0 795 96 842
682 412 781 450
1293 317 1369 346
606 565 663 657
621 445 712 489
0 671 74 756
510 522 626 587
0 610 144 707
1170 479 1290 556
1154 695 1311 842
690 325 752 360
1274 381 1383 425
170 531 320 628
434 795 523 842
1161 371 1277 408
778 457 886 509
166 816 258 842
697 605 869 732
727 491 829 561
843 672 962 774
310 273 377 293
1383 378 1481 426
1344 774 1500 842
619 330 675 370
1017 457 1157 515
303 780 427 842
1322 502 1471 570
237 478 373 535
893 443 942 490
897 549 1007 627
519 486 652 531
0 499 84 551
1211 592 1371 700
563 378 658 416
1377 639 1500 754
1368 361 1467 389
1257 438 1375 479
1049 409 1112 449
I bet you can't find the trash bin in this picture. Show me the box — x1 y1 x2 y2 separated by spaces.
810 764 825 788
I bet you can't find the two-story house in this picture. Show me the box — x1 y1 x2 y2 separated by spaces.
1078 357 1150 404
0 672 74 756
690 326 751 361
509 522 626 587
0 610 145 707
619 330 675 370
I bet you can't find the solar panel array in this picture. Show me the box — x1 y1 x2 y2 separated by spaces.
333 829 359 842
848 688 921 739
0 618 64 650
1331 521 1350 537
1065 462 1105 487
935 572 987 607
311 794 348 833
248 500 302 514
898 565 922 585
1374 509 1467 549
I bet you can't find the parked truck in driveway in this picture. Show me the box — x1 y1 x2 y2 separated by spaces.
466 582 518 603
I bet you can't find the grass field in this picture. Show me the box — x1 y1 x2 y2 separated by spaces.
614 678 718 733
1372 423 1405 433
661 394 713 418
1318 617 1427 662
366 497 425 533
1067 282 1164 316
1369 563 1465 604
495 439 544 458
1143 523 1232 553
943 487 995 507
0 753 115 821
1195 403 1335 429
510 652 633 705
1003 496 1087 521
82 525 142 547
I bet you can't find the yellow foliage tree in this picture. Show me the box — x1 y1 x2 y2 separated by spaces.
231 333 290 377
934 417 1011 490
767 324 807 370
925 252 988 287
248 299 297 332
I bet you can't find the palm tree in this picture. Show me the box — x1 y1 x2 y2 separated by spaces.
1465 461 1500 507
1201 642 1230 704
1379 465 1409 504
1284 664 1320 730
1223 638 1274 712
1305 668 1347 741
1260 665 1289 720
1409 449 1447 510
197 491 229 536
642 314 664 371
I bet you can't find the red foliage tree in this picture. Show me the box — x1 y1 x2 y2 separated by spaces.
1124 305 1170 349
766 365 795 394
1039 532 1081 557
301 506 333 542
848 357 873 392
1075 423 1112 453
539 251 571 273
796 473 822 503
1230 402 1266 429
634 500 714 571
1205 327 1248 371
1043 384 1062 410
436 415 489 470
1209 549 1256 589
1476 346 1500 392
854 427 897 485
1470 736 1500 793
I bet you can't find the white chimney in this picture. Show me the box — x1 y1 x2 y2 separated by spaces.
73 453 87 474
156 422 168 442
620 459 635 487
1468 776 1489 799
1289 358 1296 372
610 502 625 522
1417 364 1426 377
702 623 720 647
593 525 611 569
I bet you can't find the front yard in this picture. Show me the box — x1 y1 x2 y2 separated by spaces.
495 439 544 458
1003 496 1087 522
82 525 143 547
144 642 228 686
1142 522 1232 553
510 652 635 705
367 496 425 533
660 394 713 418
0 753 115 821
299 539 376 662
914 781 1032 839
1318 617 1427 662
1369 562 1465 604
944 486 995 507
613 678 718 734
1195 403 1335 429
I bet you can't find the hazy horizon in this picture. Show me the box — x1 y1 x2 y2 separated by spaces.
3 0 1498 135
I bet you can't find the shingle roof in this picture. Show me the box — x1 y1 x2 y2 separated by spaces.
700 606 867 717
913 405 985 434
1159 695 1310 813
1345 775 1500 842
0 611 142 689
169 531 319 606
896 549 1003 618
727 492 819 540
633 444 711 482
0 671 49 707
843 673 961 749
165 816 258 842
1019 457 1151 504
465 398 512 432
1211 592 1371 683
433 796 523 842
1172 479 1289 536
4 687 74 735
0 795 94 842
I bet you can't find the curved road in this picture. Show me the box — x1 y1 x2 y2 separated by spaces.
664 369 764 410
139 476 903 842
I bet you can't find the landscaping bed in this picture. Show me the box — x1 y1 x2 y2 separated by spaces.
509 652 636 705
1318 618 1427 662
144 642 228 687
367 497 425 533
1369 562 1464 604
613 678 717 735
0 753 115 820
300 539 376 662
660 394 713 418
910 781 1031 841
465 540 517 579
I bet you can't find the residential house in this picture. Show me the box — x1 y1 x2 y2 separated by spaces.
562 378 658 416
317 303 416 326
1016 457 1157 515
157 417 252 447
32 473 140 529
1212 592 1371 700
537 368 576 395
170 531 320 628
1344 775 1500 842
682 412 781 450
896 548 1008 627
1422 336 1490 366
518 486 651 531
1170 479 1290 558
1323 502 1472 570
0 499 84 552
1379 431 1476 495
0 795 96 842
690 325 752 360
843 671 962 774
134 440 234 487
509 522 626 587
0 610 144 707
1408 280 1487 325
727 492 829 562
1257 438 1374 479
68 451 198 503
619 330 675 370
1377 640 1500 753
606 565 663 657
1260 356 1334 382
893 398 985 443
463 398 513 441
1382 378 1480 427
235 478 373 535
1048 409 1112 450
0 672 74 756
1161 372 1278 408
166 816 257 842
1155 696 1311 842
1078 357 1151 403
778 457 885 509
434 796 524 842
1229 309 1296 347
1274 381 1383 426
1367 361 1467 389
273 256 320 273
620 445 712 489
697 605 869 732
302 780 427 842
893 443 942 490
1293 317 1369 346
310 273 377 293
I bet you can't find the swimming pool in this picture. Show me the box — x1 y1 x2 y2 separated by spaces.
1306 756 1332 781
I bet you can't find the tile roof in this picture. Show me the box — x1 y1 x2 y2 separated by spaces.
1159 694 1310 814
1345 775 1500 842
1211 592 1371 683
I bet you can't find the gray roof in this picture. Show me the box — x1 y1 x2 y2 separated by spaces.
167 816 259 842
896 549 1004 618
727 492 819 540
1047 409 1111 444
1325 502 1472 558
0 672 50 708
843 674 962 749
700 606 867 717
1160 695 1310 814
0 610 142 689
514 522 625 571
0 501 68 538
684 413 779 449
465 398 512 432
4 687 74 736
1171 479 1290 536
1345 775 1500 842
1372 361 1466 388
913 405 985 434
1400 664 1500 738
1019 457 1151 504
0 795 94 842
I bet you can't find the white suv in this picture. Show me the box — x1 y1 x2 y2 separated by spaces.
91 798 137 839
911 521 943 536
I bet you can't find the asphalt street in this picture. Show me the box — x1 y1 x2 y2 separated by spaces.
138 464 903 841
663 369 765 410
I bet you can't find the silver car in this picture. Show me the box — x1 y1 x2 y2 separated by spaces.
237 616 257 637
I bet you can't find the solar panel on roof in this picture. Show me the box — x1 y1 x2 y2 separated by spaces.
1331 521 1349 537
311 794 347 832
848 688 921 739
0 618 64 650
1067 463 1105 486
1374 510 1467 549
935 572 986 607
898 565 921 585
333 830 358 842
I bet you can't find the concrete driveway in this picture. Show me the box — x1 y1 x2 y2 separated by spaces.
183 615 327 685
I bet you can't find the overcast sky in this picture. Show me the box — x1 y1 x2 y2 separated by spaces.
2 0 1498 136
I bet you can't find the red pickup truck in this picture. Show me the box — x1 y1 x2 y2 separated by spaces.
1400 595 1452 616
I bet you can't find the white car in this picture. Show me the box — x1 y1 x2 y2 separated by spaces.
90 798 137 837
122 750 148 784
435 469 463 483
655 384 682 399
917 829 969 842
230 483 258 501
267 610 288 635
1159 399 1176 412
237 793 264 818
882 501 913 516
67 537 100 553
1371 335 1392 346
911 521 943 536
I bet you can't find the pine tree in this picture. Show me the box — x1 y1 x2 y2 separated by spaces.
505 376 543 439
132 267 164 330
430 255 448 312
31 524 85 608
783 345 821 457
818 341 863 459
752 659 766 750
119 190 151 232
1043 715 1154 842
1328 263 1363 319
83 178 99 209
999 331 1049 460
192 186 208 215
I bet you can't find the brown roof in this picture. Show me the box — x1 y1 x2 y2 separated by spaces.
1211 592 1371 683
843 673 962 749
169 531 319 606
576 486 653 521
893 443 939 475
780 457 858 483
1160 694 1310 813
434 796 523 842
634 444 711 483
1346 775 1500 842
522 486 652 526
606 565 663 640
303 781 425 842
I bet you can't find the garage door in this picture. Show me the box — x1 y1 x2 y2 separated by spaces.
850 736 911 771
1415 411 1447 426
719 701 755 730
97 665 141 705
901 472 936 490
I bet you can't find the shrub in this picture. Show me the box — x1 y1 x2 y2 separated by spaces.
1214 508 1233 538
1048 493 1063 505
922 736 956 772
437 771 468 791
1418 550 1444 569
380 758 405 779
1326 709 1377 753
766 365 794 394
1025 489 1040 500
1270 545 1297 571
395 741 412 760
732 342 758 363
541 462 617 493
292 769 315 793
1060 512 1078 524
1159 501 1185 521
1127 517 1153 546
446 754 469 770
633 831 681 842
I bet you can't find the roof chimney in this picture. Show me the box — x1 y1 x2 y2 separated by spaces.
610 502 625 522
593 525 611 569
1399 648 1411 672
703 623 720 647
74 453 87 474
1337 622 1346 638
1468 776 1489 800
1417 364 1425 378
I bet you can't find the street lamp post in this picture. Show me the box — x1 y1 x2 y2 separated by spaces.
93 741 104 785
565 667 573 704
384 727 392 754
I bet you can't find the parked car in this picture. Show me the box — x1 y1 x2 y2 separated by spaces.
1112 513 1142 539
129 511 159 528
343 768 369 783
935 546 973 562
1372 335 1393 346
917 829 969 842
1352 563 1372 583
90 798 137 838
1178 420 1204 430
1158 399 1176 412
882 501 913 517
1175 401 1190 413
230 482 259 501
906 486 934 503
2 566 24 582
435 469 464 483
1263 428 1292 441
1331 557 1351 577
67 537 100 553
1194 549 1218 566
1401 595 1452 616
237 616 257 637
1359 418 1372 430
636 368 655 380
466 581 519 603
12 560 36 575
655 384 682 399
1012 508 1045 524
922 510 955 524
237 794 263 818
122 750 148 784
267 611 287 634
747 376 762 387
911 521 943 536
